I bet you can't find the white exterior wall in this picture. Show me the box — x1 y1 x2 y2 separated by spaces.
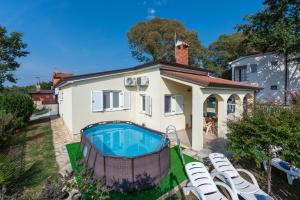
58 65 194 135
230 53 300 104
58 86 73 134
159 77 192 132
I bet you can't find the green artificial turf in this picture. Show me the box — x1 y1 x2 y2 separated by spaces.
66 143 197 200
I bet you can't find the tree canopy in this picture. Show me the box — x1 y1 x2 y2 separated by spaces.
0 26 29 89
127 17 206 66
205 32 249 78
236 0 300 55
208 32 248 67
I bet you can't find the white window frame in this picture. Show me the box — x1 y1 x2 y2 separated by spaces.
91 90 131 113
103 90 123 111
250 64 257 73
140 94 146 113
227 97 236 114
140 94 152 116
164 94 184 116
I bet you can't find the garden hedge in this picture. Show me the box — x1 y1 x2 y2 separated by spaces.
0 93 34 125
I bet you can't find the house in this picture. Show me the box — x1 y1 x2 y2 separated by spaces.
53 71 73 86
29 89 55 105
229 52 300 105
55 41 260 151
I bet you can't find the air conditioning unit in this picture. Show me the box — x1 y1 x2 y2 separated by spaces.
124 76 136 86
137 76 149 86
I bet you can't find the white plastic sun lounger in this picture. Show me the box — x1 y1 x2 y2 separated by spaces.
263 158 300 185
184 162 238 200
209 153 273 200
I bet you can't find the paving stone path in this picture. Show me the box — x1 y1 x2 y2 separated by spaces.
51 116 80 175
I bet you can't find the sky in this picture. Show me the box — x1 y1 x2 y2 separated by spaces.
0 0 263 86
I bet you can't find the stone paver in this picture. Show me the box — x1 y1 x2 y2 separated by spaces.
51 116 80 175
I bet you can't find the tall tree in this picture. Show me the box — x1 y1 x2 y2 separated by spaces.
208 32 248 67
0 26 29 89
206 32 249 78
237 0 300 104
127 17 206 66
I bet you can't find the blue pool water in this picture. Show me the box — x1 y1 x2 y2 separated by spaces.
83 123 166 157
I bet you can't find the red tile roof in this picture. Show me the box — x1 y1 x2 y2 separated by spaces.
160 70 262 90
53 72 73 78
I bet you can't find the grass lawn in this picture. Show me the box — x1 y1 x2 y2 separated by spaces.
0 118 58 198
66 143 198 200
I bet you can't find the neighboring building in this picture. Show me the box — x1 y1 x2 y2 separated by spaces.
29 90 55 105
53 71 73 86
55 41 260 151
229 52 300 104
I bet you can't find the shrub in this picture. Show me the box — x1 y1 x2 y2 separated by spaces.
0 93 34 125
0 111 16 145
78 168 110 200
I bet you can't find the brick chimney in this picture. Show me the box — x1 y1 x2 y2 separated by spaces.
175 40 189 65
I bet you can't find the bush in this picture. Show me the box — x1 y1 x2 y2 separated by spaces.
0 93 34 125
0 111 17 144
78 168 110 200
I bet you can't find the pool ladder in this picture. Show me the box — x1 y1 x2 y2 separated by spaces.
166 125 186 166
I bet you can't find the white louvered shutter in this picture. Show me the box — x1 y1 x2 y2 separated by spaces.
119 92 124 109
123 91 131 110
91 91 103 112
145 95 152 116
175 95 184 114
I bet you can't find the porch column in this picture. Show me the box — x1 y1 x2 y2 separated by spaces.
218 98 227 138
192 85 204 151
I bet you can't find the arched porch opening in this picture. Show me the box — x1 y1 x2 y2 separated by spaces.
227 94 241 119
243 93 254 115
203 94 224 137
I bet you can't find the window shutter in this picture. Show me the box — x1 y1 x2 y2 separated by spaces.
123 91 131 110
119 92 124 108
145 95 152 116
175 95 184 114
171 96 176 113
91 91 103 112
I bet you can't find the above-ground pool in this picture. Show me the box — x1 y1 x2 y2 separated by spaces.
80 121 170 191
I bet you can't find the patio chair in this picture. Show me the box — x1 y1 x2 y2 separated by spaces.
184 162 238 200
209 153 273 200
263 158 300 185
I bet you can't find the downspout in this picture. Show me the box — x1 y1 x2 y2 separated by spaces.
284 54 288 105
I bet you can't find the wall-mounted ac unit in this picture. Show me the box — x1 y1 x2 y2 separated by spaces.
124 77 136 86
137 76 149 86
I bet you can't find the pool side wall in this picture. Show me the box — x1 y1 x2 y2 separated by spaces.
80 121 170 192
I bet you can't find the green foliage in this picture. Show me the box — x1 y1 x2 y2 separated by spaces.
280 104 300 166
227 103 300 193
2 85 35 94
227 103 289 165
208 32 248 67
0 111 17 145
237 0 300 55
0 26 29 88
38 176 72 200
127 17 206 66
77 168 110 200
0 93 34 126
39 81 53 90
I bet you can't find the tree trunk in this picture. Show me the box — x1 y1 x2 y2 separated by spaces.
267 158 272 194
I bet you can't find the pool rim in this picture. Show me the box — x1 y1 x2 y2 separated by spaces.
80 120 170 159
